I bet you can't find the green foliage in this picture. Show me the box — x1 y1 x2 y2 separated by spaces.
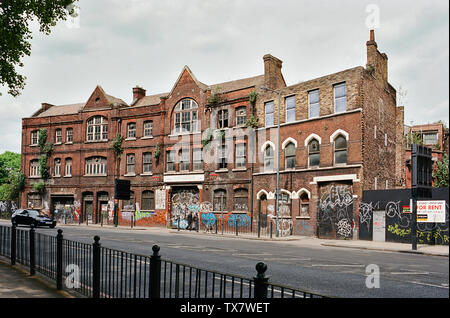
249 90 258 104
154 143 161 159
245 115 259 129
433 154 449 187
39 155 50 180
111 134 124 159
33 182 46 194
215 129 226 140
0 152 24 201
207 86 224 107
38 128 48 151
0 0 78 97
201 128 213 150
405 132 423 147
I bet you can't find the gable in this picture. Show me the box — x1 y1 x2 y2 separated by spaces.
84 85 127 110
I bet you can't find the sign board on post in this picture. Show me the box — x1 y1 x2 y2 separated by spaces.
416 200 446 223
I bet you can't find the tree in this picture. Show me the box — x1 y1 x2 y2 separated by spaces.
0 0 78 97
433 154 449 188
0 151 24 201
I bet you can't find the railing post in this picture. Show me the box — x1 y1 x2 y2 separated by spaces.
29 227 35 276
92 235 101 298
11 225 16 266
253 262 269 299
56 229 63 290
149 245 161 299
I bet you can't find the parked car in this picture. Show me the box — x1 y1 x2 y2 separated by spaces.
11 209 56 228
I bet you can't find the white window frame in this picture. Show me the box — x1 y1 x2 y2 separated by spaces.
265 101 274 127
308 90 320 119
85 157 107 176
285 95 296 123
65 158 72 177
334 82 347 113
87 116 108 141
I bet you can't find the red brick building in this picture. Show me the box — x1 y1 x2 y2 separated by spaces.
20 30 405 239
404 122 449 188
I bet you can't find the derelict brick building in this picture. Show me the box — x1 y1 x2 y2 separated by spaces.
20 30 404 239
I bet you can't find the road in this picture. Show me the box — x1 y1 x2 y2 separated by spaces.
10 224 450 298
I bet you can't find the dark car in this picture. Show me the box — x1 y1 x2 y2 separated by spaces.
11 209 56 228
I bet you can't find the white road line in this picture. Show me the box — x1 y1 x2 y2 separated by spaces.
407 281 449 289
390 272 430 275
311 264 365 267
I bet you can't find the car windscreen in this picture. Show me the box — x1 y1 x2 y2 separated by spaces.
27 210 39 217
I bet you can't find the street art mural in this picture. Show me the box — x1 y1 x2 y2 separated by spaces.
359 188 449 245
0 200 17 219
171 188 199 229
318 183 354 239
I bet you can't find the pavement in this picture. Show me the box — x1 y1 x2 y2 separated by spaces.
0 220 448 298
0 258 73 298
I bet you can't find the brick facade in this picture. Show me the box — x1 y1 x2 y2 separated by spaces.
20 31 404 239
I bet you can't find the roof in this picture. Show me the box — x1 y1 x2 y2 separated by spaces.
132 92 169 107
36 103 84 117
208 75 264 93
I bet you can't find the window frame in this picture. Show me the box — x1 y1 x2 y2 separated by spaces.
334 82 347 113
308 139 320 167
87 116 108 142
235 106 247 126
85 156 107 176
333 135 348 165
66 128 73 143
127 122 136 139
285 95 296 123
265 101 274 127
264 145 274 172
65 158 72 177
143 121 153 137
55 129 62 144
126 153 135 175
141 190 155 211
174 99 198 134
143 152 152 174
308 89 320 119
284 142 296 169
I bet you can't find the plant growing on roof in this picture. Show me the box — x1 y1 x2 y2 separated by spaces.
207 86 224 107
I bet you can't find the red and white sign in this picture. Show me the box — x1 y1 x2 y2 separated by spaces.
416 200 446 223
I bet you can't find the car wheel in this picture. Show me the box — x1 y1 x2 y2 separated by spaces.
49 224 55 229
31 221 38 228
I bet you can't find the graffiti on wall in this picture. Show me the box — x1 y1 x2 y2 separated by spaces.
0 201 17 219
358 200 449 245
171 189 199 229
318 184 354 239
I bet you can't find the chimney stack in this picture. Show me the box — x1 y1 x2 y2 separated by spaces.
366 30 388 83
41 103 54 112
263 54 285 90
133 86 146 102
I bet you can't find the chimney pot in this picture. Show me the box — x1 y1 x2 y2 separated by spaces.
370 29 375 41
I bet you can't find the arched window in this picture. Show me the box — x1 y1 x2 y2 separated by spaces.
264 145 274 171
123 191 135 211
299 193 310 217
213 189 227 211
65 158 72 176
308 139 320 167
141 190 155 210
54 158 61 176
85 157 107 176
87 116 108 141
30 159 40 177
174 99 198 133
285 142 296 169
127 122 136 138
334 135 347 164
234 188 248 211
235 106 246 126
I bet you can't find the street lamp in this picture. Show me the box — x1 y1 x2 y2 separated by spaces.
260 85 282 237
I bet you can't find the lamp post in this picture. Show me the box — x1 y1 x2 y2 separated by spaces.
261 86 282 237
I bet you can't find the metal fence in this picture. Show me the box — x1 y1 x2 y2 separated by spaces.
0 225 327 299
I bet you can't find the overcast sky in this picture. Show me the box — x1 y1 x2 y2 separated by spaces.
0 0 448 154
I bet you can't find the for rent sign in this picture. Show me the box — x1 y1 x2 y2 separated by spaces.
416 201 446 223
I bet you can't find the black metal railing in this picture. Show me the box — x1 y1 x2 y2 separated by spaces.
0 224 327 299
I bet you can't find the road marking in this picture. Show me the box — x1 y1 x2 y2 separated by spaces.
390 272 430 275
407 281 449 289
311 264 365 267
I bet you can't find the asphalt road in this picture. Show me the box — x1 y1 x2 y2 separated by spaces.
21 225 450 298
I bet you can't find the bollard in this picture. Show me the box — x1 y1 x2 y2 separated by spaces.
253 262 269 299
56 229 63 290
92 235 101 298
29 227 35 276
11 225 16 266
149 245 161 298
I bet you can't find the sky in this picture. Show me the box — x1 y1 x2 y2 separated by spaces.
0 0 448 154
